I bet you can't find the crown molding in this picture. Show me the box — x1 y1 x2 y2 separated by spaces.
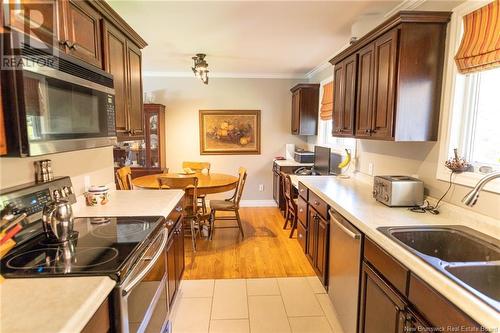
305 0 431 80
304 62 331 80
142 71 307 79
383 0 427 18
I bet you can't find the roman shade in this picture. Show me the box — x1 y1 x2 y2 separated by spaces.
454 0 500 74
320 81 333 120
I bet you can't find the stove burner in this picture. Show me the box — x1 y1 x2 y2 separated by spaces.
6 247 119 270
72 247 119 267
6 248 59 269
89 217 111 225
91 220 150 239
39 231 79 246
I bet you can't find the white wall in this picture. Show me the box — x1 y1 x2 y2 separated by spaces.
0 147 114 195
144 77 308 202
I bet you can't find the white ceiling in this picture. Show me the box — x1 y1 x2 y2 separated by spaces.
108 1 406 78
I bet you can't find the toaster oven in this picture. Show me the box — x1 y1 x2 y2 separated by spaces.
373 176 424 207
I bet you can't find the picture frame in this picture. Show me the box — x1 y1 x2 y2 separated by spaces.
199 110 261 155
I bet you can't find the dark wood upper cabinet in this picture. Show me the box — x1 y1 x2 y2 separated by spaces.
103 20 144 138
330 11 450 141
60 0 102 68
371 30 398 139
355 43 375 137
4 0 103 67
332 63 344 135
332 53 357 137
126 41 144 136
103 22 128 134
3 0 63 47
290 84 320 135
3 0 147 139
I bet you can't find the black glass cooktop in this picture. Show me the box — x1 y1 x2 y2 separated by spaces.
0 216 164 281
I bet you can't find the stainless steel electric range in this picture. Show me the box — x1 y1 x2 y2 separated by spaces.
0 177 170 333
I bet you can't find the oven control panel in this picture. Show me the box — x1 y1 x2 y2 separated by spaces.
0 177 76 222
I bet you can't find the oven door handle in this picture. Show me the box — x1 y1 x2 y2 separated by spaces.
122 228 168 296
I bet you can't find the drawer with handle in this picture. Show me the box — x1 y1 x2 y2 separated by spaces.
298 182 308 200
165 198 184 229
297 196 308 227
308 191 328 219
297 221 307 253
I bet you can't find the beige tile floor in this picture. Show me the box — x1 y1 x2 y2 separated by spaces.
169 276 346 333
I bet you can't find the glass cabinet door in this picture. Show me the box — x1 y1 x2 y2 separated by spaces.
148 112 160 168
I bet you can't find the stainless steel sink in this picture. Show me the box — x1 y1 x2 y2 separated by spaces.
377 225 500 311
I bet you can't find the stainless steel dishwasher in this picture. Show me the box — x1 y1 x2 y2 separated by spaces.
328 209 363 333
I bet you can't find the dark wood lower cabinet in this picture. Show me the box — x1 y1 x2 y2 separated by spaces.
296 221 307 253
360 239 483 333
359 262 406 333
307 208 329 286
408 273 482 331
174 219 185 289
272 162 303 213
166 217 185 306
166 235 176 306
81 298 111 333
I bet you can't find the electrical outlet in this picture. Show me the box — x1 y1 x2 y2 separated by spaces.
368 163 374 176
258 184 264 192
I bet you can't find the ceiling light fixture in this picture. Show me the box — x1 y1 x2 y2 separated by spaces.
192 53 209 84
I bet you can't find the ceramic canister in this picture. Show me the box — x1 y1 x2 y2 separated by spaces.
85 185 109 206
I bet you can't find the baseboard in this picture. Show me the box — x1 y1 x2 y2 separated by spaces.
239 200 278 207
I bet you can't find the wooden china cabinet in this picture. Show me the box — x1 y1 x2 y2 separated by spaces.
144 103 166 171
113 103 166 180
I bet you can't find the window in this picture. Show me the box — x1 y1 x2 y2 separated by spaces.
458 68 500 168
437 0 500 193
319 119 356 154
316 76 356 156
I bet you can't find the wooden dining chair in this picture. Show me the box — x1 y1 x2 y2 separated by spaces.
282 172 298 238
208 167 247 240
182 161 211 173
157 175 201 251
182 161 211 214
115 166 133 190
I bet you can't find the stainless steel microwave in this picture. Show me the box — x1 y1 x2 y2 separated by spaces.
1 32 117 157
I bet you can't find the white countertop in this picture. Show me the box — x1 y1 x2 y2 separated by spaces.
0 189 184 333
274 159 313 167
73 189 184 218
292 174 500 330
0 276 115 333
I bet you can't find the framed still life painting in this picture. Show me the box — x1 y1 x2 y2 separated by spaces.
199 110 261 155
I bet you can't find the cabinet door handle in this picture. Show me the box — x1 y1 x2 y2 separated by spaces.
299 208 303 213
314 200 320 206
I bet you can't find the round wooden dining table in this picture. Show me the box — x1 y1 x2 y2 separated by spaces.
132 172 239 195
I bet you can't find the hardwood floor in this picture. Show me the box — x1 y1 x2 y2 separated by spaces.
183 207 316 279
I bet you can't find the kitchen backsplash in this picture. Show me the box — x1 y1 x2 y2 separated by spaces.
0 146 115 195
